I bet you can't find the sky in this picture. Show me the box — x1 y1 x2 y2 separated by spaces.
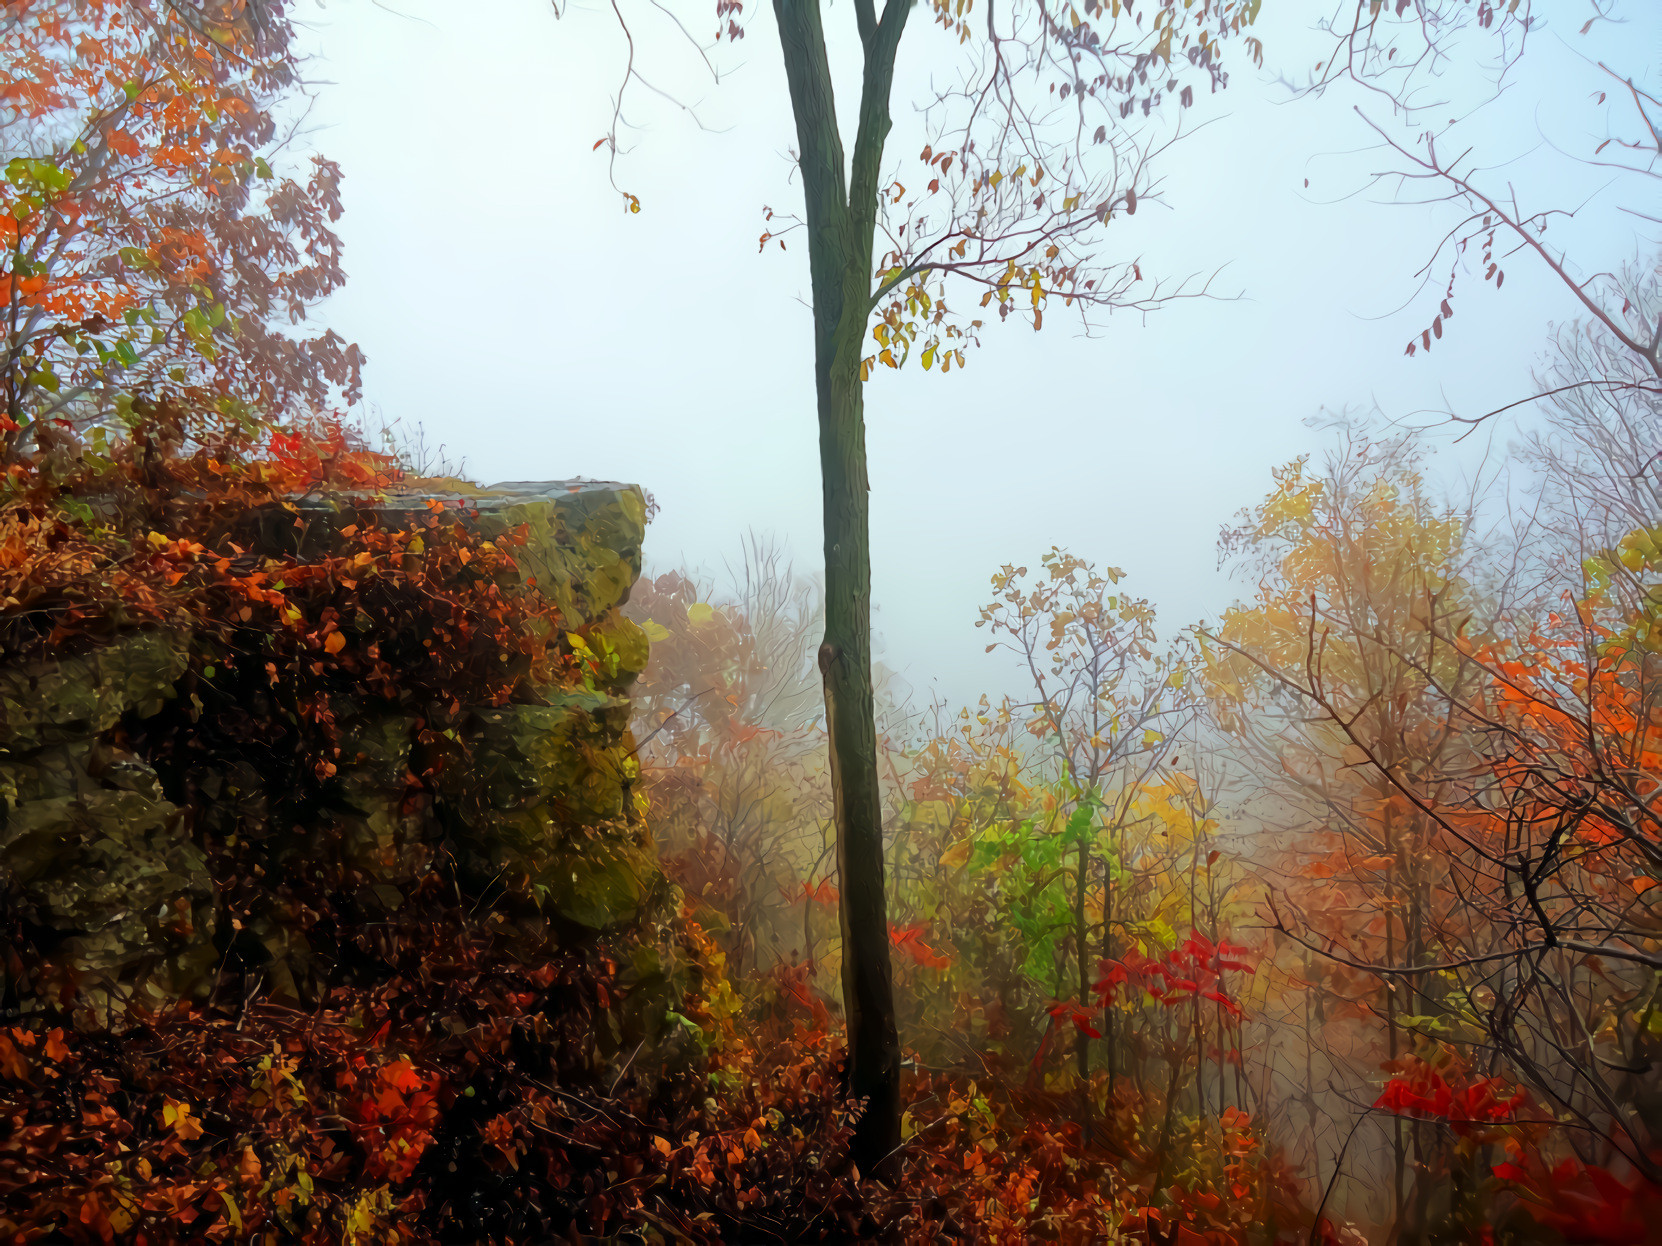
290 0 1660 708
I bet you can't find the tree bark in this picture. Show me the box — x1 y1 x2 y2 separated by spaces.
773 0 910 1180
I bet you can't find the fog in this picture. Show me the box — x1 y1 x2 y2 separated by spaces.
294 0 1656 705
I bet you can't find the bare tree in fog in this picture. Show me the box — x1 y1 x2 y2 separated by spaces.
1525 256 1662 551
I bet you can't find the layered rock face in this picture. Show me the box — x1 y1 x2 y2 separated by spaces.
0 481 663 1018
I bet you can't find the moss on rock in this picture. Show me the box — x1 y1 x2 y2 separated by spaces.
0 630 187 753
0 788 215 1013
0 480 668 1017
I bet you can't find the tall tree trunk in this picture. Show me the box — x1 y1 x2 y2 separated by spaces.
773 0 910 1180
819 360 901 1177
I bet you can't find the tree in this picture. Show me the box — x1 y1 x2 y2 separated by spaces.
624 539 833 977
1204 435 1498 1237
880 583 1270 1223
0 0 361 459
1296 1 1657 426
573 0 1266 1172
976 547 1185 1139
1525 254 1662 553
1204 423 1662 1236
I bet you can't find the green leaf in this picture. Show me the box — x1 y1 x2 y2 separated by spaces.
1064 804 1096 846
1397 1013 1450 1033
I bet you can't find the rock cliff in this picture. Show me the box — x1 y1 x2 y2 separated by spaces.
0 480 669 1023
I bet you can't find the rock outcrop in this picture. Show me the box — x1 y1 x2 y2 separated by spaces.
0 480 666 1020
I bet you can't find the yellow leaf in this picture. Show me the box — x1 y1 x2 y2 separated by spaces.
641 620 671 643
219 1192 243 1233
687 602 715 627
161 1099 203 1140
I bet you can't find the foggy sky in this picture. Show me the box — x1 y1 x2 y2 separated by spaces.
292 0 1658 707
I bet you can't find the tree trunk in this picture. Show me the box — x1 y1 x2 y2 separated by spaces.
1386 852 1406 1240
818 369 901 1178
1103 844 1116 1105
1075 827 1092 1143
773 0 910 1180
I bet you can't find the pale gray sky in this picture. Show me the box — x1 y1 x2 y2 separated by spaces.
293 0 1658 706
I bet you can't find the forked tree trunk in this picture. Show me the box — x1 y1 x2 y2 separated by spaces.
773 0 909 1179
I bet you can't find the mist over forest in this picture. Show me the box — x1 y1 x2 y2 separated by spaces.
2 1 1661 1243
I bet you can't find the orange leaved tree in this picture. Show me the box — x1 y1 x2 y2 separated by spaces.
0 0 361 458
568 0 1267 1172
1204 436 1495 1234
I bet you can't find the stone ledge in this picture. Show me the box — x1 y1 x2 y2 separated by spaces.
248 479 647 631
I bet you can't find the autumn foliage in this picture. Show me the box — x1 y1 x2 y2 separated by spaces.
1 0 360 449
5 3 1662 1244
0 9 1313 1235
